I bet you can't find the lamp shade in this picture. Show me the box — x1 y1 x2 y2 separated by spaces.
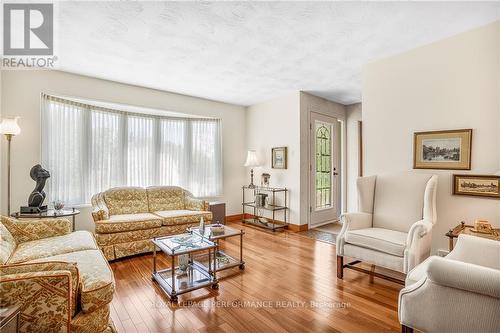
244 150 260 167
0 117 21 135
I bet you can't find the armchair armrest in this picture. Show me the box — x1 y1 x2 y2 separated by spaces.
446 234 500 269
341 212 373 231
336 212 373 256
1 216 72 243
406 219 433 248
404 219 433 272
427 256 500 298
185 195 209 211
91 192 109 221
0 270 73 332
0 261 80 315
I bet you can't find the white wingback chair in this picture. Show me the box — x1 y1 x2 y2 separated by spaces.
399 234 500 333
336 172 438 281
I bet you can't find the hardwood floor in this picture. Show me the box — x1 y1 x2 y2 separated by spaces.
109 221 403 333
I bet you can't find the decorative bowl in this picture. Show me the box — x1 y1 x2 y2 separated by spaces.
53 200 65 212
210 224 225 235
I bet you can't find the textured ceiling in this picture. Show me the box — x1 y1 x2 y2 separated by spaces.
55 2 500 106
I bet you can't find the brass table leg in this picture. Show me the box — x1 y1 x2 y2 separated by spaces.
171 255 177 302
239 231 245 270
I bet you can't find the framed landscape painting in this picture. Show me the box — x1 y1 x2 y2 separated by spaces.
413 129 472 170
453 174 500 199
272 147 287 169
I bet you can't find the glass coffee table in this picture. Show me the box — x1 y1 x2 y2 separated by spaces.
188 224 245 272
151 233 218 303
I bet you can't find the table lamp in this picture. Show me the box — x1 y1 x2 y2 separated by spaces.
0 116 21 215
244 150 260 189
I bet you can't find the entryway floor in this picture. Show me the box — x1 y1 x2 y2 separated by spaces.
314 222 342 234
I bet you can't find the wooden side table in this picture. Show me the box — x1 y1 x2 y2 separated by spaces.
446 221 500 251
209 202 226 224
0 305 21 333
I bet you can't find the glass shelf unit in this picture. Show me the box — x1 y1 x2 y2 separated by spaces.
241 186 289 232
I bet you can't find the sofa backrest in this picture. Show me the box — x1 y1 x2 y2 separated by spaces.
0 219 16 264
104 187 149 216
372 172 434 233
146 186 185 212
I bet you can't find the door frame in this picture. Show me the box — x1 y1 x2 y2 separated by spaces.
307 111 346 229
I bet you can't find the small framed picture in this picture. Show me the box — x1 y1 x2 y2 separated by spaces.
453 174 500 199
414 129 472 170
272 147 287 169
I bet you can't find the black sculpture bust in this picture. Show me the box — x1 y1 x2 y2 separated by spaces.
25 164 50 212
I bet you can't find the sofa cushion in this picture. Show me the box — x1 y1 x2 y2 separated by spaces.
8 231 98 264
104 187 149 216
344 227 407 257
146 186 185 212
33 250 114 313
154 210 213 226
95 213 163 233
0 223 16 264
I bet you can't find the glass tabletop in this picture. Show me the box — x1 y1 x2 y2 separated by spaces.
189 224 242 240
153 233 215 255
12 209 80 218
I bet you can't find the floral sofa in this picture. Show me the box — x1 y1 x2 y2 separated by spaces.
0 216 115 333
91 186 212 261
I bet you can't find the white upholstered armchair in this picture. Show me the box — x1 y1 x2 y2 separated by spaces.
399 234 500 333
336 172 438 282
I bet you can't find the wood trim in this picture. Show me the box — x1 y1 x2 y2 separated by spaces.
286 224 308 232
225 214 245 223
358 120 363 177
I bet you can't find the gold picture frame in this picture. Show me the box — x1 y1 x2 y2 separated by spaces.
413 129 472 170
453 174 500 199
272 147 287 169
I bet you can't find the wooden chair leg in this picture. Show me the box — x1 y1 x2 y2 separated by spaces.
336 255 343 279
401 325 414 333
369 264 375 283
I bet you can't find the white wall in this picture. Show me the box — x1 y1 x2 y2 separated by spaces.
0 70 247 231
346 103 362 212
363 21 500 252
246 92 353 227
246 92 301 224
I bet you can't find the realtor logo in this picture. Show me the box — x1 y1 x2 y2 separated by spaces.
3 3 53 55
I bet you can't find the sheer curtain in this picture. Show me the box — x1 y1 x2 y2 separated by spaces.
41 94 223 205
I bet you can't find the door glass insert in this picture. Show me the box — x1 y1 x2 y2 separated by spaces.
315 122 332 209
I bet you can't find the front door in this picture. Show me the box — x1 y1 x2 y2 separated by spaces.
309 112 339 227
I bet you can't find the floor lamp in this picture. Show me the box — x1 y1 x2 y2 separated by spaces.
0 116 21 215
